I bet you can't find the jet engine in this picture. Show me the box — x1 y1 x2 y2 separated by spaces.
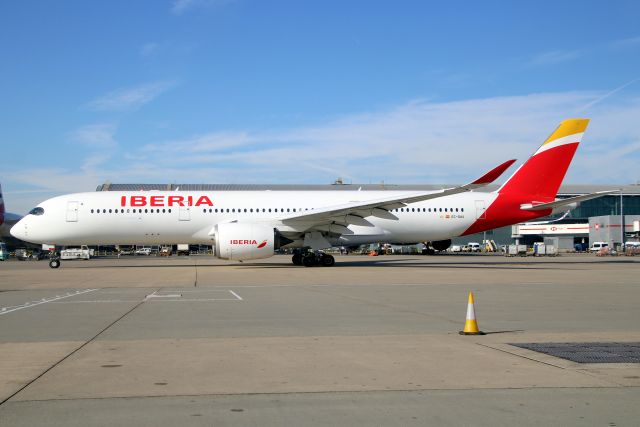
431 239 452 252
213 222 291 261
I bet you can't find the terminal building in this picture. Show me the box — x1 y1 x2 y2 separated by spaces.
97 183 640 250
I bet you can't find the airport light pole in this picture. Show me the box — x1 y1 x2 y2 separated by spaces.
620 189 625 251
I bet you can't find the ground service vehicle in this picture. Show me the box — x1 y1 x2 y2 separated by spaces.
60 245 91 260
590 242 609 252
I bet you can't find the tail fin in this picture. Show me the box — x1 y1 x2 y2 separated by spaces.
498 119 589 201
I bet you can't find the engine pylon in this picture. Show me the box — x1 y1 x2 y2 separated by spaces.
459 291 485 335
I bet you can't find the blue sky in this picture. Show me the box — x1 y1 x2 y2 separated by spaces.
2 0 640 213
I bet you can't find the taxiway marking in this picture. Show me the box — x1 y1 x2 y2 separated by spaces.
0 289 99 315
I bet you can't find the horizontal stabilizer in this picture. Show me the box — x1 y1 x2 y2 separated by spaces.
520 190 617 211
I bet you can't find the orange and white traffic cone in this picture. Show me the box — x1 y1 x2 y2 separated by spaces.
459 291 485 335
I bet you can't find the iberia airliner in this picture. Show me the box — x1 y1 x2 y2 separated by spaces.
11 119 612 268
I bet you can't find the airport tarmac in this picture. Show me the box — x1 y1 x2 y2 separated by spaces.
0 254 639 426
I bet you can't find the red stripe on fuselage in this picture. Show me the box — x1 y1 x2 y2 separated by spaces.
462 143 578 236
461 194 552 236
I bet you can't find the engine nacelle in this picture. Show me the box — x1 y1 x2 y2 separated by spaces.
431 239 452 252
213 222 289 261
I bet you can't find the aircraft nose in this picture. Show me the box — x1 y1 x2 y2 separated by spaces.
10 220 27 240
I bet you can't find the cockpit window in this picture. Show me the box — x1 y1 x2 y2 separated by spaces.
29 207 45 216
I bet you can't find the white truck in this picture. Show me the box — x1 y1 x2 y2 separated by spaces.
60 245 92 260
135 247 152 256
589 242 609 252
176 244 190 256
468 242 481 252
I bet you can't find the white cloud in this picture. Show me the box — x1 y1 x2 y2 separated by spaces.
87 81 176 111
68 123 118 149
171 0 234 15
143 131 253 154
576 78 640 112
8 91 640 214
528 49 583 66
609 35 640 49
140 42 160 57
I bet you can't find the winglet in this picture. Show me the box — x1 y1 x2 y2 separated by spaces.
470 159 517 186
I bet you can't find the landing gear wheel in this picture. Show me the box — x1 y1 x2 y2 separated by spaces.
49 259 60 269
320 254 335 267
292 254 303 266
302 254 317 267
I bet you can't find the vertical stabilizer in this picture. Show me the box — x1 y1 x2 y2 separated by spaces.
462 119 590 236
498 119 589 201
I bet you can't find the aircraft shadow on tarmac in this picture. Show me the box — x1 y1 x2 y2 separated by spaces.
63 257 638 270
231 258 639 270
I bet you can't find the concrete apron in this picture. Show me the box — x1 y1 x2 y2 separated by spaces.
5 331 639 402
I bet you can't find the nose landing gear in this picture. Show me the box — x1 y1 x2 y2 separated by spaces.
48 251 61 269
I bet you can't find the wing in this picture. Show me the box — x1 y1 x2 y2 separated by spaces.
279 159 516 229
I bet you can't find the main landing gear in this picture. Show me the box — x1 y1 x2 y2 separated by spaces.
291 249 335 267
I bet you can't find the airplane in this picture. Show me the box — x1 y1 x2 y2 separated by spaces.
11 118 614 268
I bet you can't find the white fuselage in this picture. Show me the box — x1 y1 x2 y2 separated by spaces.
11 190 498 247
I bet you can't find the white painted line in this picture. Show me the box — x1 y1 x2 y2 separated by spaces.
229 290 243 301
0 289 99 315
145 291 182 299
146 294 182 299
146 298 241 302
51 300 141 304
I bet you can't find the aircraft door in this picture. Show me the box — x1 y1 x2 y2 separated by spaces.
179 206 191 221
66 201 79 222
474 200 486 220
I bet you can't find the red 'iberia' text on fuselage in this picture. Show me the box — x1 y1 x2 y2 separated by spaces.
120 195 214 207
